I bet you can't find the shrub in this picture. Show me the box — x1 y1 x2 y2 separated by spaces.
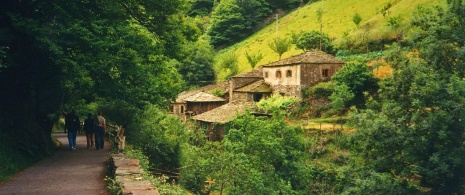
127 105 188 175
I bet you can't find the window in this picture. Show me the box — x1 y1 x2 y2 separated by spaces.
286 70 292 77
180 106 184 113
276 70 282 78
265 72 268 78
322 69 330 77
253 94 263 102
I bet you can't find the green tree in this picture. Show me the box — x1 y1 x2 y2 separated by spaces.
181 111 307 194
188 0 215 16
294 30 334 54
208 0 246 47
208 0 272 48
349 1 465 193
386 15 403 29
244 51 264 69
127 105 187 172
352 12 362 27
329 84 354 115
331 62 378 98
218 51 239 79
178 38 216 88
268 36 292 60
0 0 189 170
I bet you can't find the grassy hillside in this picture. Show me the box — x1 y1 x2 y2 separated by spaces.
214 0 443 80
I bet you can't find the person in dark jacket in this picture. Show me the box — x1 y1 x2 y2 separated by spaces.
65 110 80 150
83 113 95 149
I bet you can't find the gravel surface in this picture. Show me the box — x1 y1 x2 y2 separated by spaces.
0 132 110 195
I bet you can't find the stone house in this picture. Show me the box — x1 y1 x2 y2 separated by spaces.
173 50 344 134
229 69 272 103
261 50 344 97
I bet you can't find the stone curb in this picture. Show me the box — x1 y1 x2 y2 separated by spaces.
110 154 160 195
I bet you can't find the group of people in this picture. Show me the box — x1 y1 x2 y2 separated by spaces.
64 111 106 150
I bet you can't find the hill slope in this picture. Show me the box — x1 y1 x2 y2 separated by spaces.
214 0 443 80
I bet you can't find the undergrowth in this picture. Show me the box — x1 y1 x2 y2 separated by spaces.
124 146 190 195
0 132 37 182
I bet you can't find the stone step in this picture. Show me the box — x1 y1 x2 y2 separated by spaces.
115 165 143 176
121 180 159 195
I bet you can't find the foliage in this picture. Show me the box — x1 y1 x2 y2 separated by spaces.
210 88 225 97
208 0 247 47
0 0 190 173
178 38 216 88
312 82 336 97
268 36 292 60
329 84 354 115
336 50 386 63
188 0 216 16
244 51 264 69
379 1 397 18
352 13 362 27
207 0 312 48
256 94 300 116
0 131 43 181
386 15 403 29
293 30 334 54
104 176 122 195
339 169 415 195
125 148 190 194
180 112 308 194
127 105 189 173
217 51 239 79
349 1 465 193
331 62 379 98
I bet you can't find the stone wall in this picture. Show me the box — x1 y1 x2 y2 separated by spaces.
233 92 252 102
271 85 303 98
110 154 160 195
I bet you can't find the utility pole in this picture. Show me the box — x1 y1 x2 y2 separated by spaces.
275 13 279 41
316 8 323 50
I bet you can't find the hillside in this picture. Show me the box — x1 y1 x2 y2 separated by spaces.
214 0 443 80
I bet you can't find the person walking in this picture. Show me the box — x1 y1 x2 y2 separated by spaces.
65 110 80 150
83 113 95 149
94 111 106 150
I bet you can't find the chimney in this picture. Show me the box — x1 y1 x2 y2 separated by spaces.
229 79 234 103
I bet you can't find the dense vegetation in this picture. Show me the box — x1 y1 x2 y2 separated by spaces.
0 0 190 180
1 0 464 194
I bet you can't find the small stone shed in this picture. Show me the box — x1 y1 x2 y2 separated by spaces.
191 102 254 141
171 82 229 121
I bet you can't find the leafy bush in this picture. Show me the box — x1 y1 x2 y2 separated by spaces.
127 105 189 174
293 30 335 54
180 112 310 194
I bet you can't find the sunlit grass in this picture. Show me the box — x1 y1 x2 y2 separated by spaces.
214 0 443 81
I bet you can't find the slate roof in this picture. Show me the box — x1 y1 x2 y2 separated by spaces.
234 80 272 93
184 92 225 102
232 68 263 78
191 102 254 124
175 81 229 103
262 50 344 67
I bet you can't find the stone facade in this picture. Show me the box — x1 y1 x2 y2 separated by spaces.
271 85 303 98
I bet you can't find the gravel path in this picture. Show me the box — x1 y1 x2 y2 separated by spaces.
0 132 110 195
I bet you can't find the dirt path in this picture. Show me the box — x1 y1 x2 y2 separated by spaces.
0 132 110 195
